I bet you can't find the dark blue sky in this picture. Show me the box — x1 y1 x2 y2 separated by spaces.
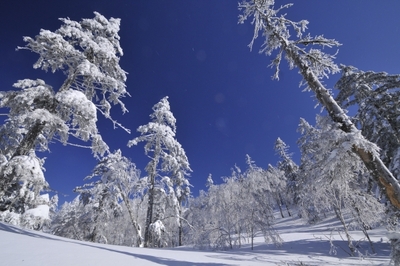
1 1 400 203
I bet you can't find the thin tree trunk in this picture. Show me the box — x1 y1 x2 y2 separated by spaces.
250 209 254 250
117 183 143 247
349 197 376 253
143 138 163 248
144 180 155 247
285 203 292 217
178 207 183 246
361 224 375 254
275 192 284 218
278 192 291 217
334 206 355 256
251 225 254 250
177 198 188 246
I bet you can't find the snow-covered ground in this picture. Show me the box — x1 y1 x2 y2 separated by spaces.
0 214 392 266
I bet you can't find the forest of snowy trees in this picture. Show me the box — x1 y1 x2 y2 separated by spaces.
1 0 400 264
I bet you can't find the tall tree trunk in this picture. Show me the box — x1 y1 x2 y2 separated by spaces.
143 153 160 248
178 207 183 246
144 177 155 247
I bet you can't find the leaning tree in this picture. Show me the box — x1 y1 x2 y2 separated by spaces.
238 0 400 210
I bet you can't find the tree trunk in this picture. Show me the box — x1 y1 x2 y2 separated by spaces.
178 208 183 246
177 198 185 246
350 196 376 253
278 192 291 217
334 206 355 256
285 203 292 217
144 180 155 247
276 194 285 218
144 154 159 248
13 121 46 157
117 183 143 247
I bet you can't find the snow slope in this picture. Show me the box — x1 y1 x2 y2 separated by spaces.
0 215 392 266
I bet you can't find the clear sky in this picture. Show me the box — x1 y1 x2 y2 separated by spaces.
1 1 400 203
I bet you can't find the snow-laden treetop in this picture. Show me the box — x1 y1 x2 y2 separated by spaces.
18 12 129 117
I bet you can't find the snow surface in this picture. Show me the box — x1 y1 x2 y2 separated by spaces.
0 214 392 266
24 205 50 220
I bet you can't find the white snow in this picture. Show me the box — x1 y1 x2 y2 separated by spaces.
56 89 97 121
10 155 45 182
24 205 50 220
0 213 392 266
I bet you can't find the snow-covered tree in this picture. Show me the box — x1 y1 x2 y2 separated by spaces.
244 157 283 249
0 12 128 224
238 0 400 210
0 151 56 229
0 153 47 213
73 150 143 245
297 116 385 255
206 174 214 188
51 196 86 240
188 175 243 249
128 96 192 247
188 158 281 250
274 138 298 215
265 163 290 218
1 11 128 158
335 65 400 180
74 186 121 244
78 150 144 246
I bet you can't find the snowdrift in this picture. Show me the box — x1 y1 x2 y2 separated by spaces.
0 215 392 266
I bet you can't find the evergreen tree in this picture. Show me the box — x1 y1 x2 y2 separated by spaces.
0 12 128 223
297 116 384 255
51 196 87 241
274 138 298 215
335 65 400 179
75 150 144 246
1 12 128 159
128 96 191 247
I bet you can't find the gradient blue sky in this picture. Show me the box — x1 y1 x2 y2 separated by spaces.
1 1 400 203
